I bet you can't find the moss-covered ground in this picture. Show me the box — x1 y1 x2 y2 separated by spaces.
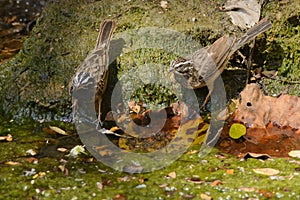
0 0 299 120
0 0 299 199
1 120 300 199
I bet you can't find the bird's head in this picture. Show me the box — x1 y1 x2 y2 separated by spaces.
69 71 96 98
169 57 193 74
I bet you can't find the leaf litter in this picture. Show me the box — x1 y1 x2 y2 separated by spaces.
218 83 300 157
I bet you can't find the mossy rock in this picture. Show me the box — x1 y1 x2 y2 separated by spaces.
0 0 298 122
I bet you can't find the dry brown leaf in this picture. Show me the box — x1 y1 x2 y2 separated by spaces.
49 126 68 135
234 83 300 129
57 147 68 152
160 1 168 9
26 149 37 156
188 175 204 184
5 161 21 166
0 134 13 141
25 157 38 163
258 189 274 198
159 183 168 188
218 84 300 157
221 0 261 29
288 150 300 158
167 171 176 179
226 169 234 174
117 176 131 182
239 187 255 192
242 152 271 160
253 168 280 176
200 193 213 200
113 194 126 200
211 180 223 186
110 126 121 132
96 182 103 190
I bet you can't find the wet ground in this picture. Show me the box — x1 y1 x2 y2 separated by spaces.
0 0 46 63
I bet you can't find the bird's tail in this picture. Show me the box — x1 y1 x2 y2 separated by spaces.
232 18 272 52
95 19 116 49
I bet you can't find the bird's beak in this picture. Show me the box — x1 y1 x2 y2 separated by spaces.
168 67 174 73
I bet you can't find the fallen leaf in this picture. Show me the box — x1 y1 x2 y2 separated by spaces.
117 176 131 182
167 171 176 179
200 193 213 200
0 134 13 141
49 126 68 135
110 126 121 132
239 187 255 192
160 1 168 9
96 182 103 190
242 152 271 160
57 147 68 152
159 183 168 188
26 149 37 156
58 165 65 172
229 123 246 139
139 177 145 183
62 167 69 176
258 189 274 198
188 175 204 184
5 161 21 166
218 84 300 157
221 0 261 28
288 150 300 158
211 180 223 186
234 83 300 129
183 194 195 199
226 169 234 174
113 194 126 200
25 157 38 163
253 168 280 176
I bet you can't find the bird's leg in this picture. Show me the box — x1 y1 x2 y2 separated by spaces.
200 89 212 110
240 40 255 84
94 98 103 130
246 40 255 83
236 50 247 65
201 79 215 110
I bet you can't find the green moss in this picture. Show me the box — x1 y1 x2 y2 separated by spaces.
1 122 300 199
262 0 300 96
0 0 299 199
0 0 227 121
0 0 299 121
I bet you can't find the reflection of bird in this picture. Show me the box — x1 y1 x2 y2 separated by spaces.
70 19 116 123
169 18 272 106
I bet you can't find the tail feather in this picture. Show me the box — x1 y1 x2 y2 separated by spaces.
95 19 116 49
232 18 272 52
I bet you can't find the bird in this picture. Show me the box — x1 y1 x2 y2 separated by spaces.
69 19 116 125
169 18 272 107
